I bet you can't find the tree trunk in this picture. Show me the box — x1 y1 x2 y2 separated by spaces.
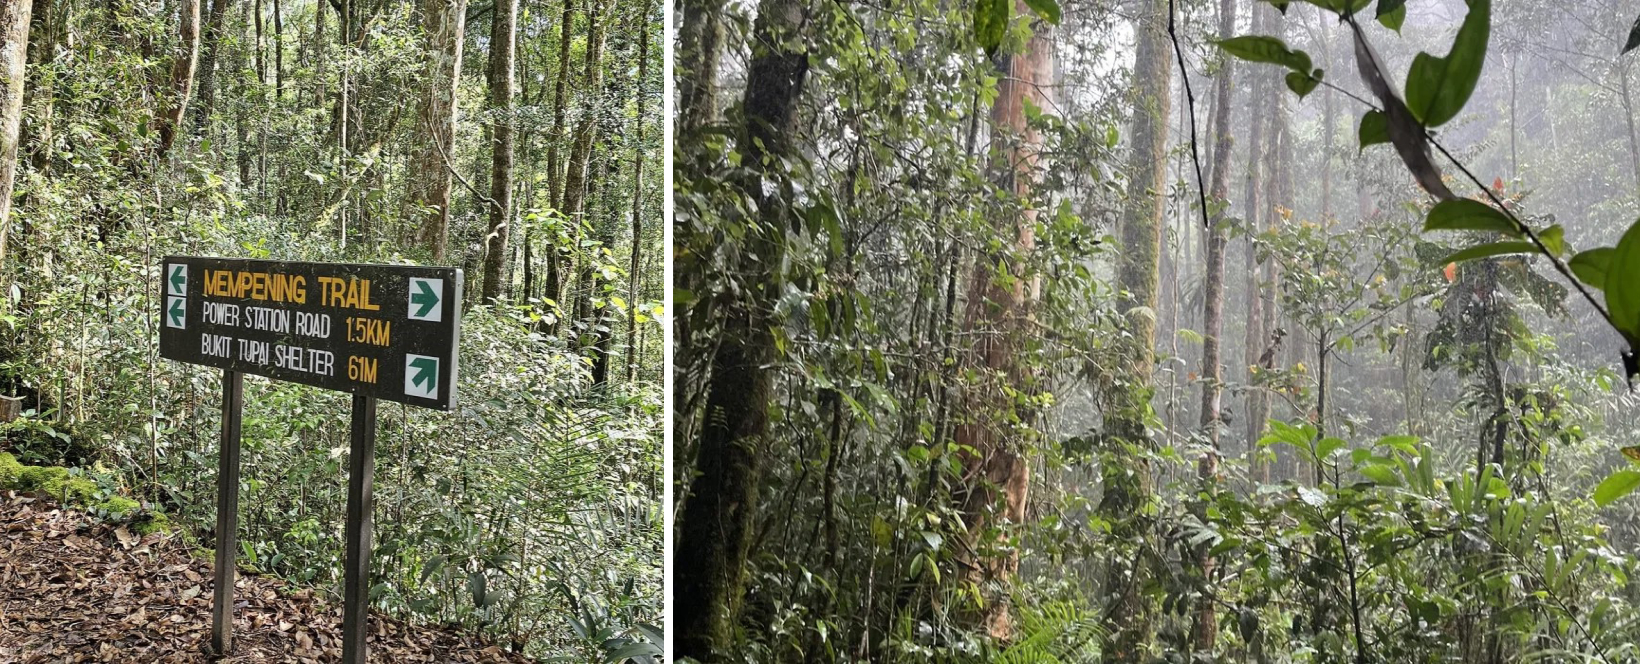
157 0 201 156
1099 0 1171 657
1241 3 1269 476
626 5 650 382
674 0 809 655
546 0 575 211
481 0 517 303
407 0 467 261
272 0 283 100
194 0 230 131
677 0 722 135
23 0 51 173
558 0 608 289
1194 0 1236 651
0 0 31 270
952 0 1050 640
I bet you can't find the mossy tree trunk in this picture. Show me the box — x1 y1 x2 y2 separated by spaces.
674 0 809 657
1099 0 1171 657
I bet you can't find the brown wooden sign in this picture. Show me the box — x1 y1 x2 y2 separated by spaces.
159 256 463 409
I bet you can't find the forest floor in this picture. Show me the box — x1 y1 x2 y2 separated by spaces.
0 494 532 663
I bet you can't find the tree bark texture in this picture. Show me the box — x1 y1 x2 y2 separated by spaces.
953 1 1050 639
481 0 518 303
157 0 201 156
675 0 809 656
408 0 467 262
1099 0 1171 657
0 0 31 269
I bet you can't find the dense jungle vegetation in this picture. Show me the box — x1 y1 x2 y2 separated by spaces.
0 0 662 659
672 0 1640 659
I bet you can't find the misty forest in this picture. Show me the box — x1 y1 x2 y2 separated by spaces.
674 0 1640 659
0 0 662 661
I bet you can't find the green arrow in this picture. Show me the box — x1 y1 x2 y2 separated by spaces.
411 280 439 317
409 357 438 391
168 298 185 326
169 265 186 293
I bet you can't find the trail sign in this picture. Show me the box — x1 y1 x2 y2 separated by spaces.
159 257 463 409
160 256 462 664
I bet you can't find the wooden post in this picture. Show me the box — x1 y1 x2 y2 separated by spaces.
341 394 378 664
210 370 244 655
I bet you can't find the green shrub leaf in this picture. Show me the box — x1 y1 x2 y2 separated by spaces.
1423 199 1520 236
1404 0 1490 127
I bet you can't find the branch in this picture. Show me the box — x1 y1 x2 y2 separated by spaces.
422 113 500 213
1167 0 1211 230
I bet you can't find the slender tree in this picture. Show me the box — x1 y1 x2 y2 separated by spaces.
157 0 201 156
626 2 651 382
408 0 468 261
1194 0 1237 650
482 0 518 303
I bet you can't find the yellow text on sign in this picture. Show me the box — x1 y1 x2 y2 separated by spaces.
315 276 381 311
348 356 378 384
345 317 391 347
203 270 307 304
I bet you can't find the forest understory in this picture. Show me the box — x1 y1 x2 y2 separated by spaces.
673 0 1640 660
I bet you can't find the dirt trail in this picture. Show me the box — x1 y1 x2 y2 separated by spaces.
0 495 532 663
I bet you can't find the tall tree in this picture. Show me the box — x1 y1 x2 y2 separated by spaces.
481 0 518 303
558 0 608 318
157 0 201 156
1194 0 1237 650
626 1 651 382
408 0 468 261
674 0 810 655
1099 0 1171 657
677 0 722 135
1240 4 1269 474
953 0 1050 639
543 0 576 331
193 0 231 130
0 0 30 269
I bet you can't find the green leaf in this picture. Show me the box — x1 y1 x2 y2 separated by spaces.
1359 464 1403 487
1403 0 1490 127
1376 434 1421 455
1314 437 1347 461
1594 468 1640 507
1217 36 1313 74
1423 199 1520 236
1358 110 1389 150
1023 0 1061 24
1625 14 1640 55
1286 70 1321 97
1569 247 1615 291
1441 241 1536 264
973 0 1010 56
1607 219 1640 345
469 571 489 608
605 642 663 662
1539 224 1566 257
1377 0 1406 31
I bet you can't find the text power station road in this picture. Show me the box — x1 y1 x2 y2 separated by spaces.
160 257 463 409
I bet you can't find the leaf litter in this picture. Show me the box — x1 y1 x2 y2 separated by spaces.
0 493 533 663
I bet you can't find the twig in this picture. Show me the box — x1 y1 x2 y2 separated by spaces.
1167 0 1210 230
